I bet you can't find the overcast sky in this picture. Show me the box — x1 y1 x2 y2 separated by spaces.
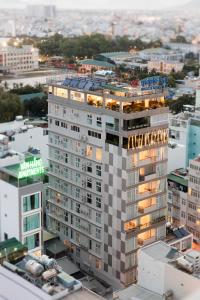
0 0 190 9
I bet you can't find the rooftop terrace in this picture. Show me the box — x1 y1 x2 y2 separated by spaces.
49 76 168 116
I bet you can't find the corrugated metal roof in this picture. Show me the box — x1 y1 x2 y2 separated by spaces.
79 59 115 68
167 173 188 187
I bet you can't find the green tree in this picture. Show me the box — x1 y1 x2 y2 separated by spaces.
0 89 23 122
23 96 48 117
168 95 195 114
10 84 43 95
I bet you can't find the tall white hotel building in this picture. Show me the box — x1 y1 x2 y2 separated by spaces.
47 76 168 286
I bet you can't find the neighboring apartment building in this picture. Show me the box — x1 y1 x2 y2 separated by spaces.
115 241 200 300
187 156 200 243
47 75 169 286
168 157 200 244
0 116 48 166
167 168 188 227
148 60 184 74
0 45 39 73
114 239 194 300
168 106 200 172
0 154 45 255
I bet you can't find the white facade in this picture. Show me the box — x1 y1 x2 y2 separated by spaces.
0 118 48 167
137 241 200 300
47 77 168 286
0 45 39 73
0 154 45 255
0 177 43 254
148 60 184 74
168 113 188 173
168 108 200 172
139 48 182 61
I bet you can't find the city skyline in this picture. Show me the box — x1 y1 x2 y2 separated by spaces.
0 0 190 10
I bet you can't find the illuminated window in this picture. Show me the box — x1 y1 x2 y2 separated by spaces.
86 146 93 158
124 220 137 231
95 259 101 270
96 148 102 161
137 229 156 241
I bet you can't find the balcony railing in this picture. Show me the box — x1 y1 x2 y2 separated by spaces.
125 216 166 233
137 236 156 247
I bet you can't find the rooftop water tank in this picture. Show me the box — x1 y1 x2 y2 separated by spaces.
25 260 44 276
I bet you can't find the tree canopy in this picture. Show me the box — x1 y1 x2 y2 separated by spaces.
37 33 162 58
166 95 195 114
10 84 43 95
0 89 23 122
23 96 48 117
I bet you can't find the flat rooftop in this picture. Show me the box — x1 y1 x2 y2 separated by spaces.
142 241 200 280
0 250 103 300
141 241 180 263
0 154 44 179
168 168 188 187
0 265 102 300
114 285 162 300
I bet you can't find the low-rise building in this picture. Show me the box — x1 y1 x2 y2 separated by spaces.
139 48 183 61
78 59 115 72
115 241 200 300
0 116 48 167
0 45 39 73
0 243 103 300
148 60 184 74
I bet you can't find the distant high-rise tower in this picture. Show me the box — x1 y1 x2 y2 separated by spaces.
111 22 117 39
26 5 56 18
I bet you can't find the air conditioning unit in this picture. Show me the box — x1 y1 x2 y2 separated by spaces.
82 196 86 202
82 165 86 171
81 149 86 156
82 180 86 187
81 135 88 142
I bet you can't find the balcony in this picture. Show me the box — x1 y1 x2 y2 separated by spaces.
125 216 166 234
134 156 158 168
138 204 157 215
139 172 157 183
137 236 156 247
136 189 158 201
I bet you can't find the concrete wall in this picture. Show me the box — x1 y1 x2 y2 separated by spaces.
11 127 48 167
137 249 165 295
0 180 19 241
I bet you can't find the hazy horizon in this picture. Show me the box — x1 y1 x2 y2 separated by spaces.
0 0 191 10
